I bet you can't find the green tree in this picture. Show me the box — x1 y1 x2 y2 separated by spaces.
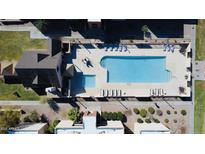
0 110 21 134
67 108 80 121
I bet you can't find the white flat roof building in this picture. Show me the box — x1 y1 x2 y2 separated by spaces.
8 123 48 134
55 111 124 134
134 123 171 134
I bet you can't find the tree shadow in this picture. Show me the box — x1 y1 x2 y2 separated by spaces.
53 98 79 108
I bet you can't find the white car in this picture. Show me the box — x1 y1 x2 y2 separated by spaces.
45 87 56 93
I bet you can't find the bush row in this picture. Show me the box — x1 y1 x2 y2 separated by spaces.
102 112 124 121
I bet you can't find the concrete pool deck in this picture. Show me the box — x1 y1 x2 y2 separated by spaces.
71 43 191 97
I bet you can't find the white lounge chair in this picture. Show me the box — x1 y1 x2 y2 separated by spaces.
116 90 119 97
100 89 103 96
104 90 107 97
151 89 155 96
119 90 122 96
112 90 116 97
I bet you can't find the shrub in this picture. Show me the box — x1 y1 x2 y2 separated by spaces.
107 112 113 120
174 111 177 114
173 119 177 123
140 109 147 118
23 115 31 123
133 108 140 114
29 110 40 122
102 112 124 121
181 110 187 116
156 110 163 116
164 119 169 123
148 107 155 114
102 112 108 120
145 119 151 123
137 118 144 123
47 119 60 134
67 108 80 121
53 119 60 127
112 112 118 120
153 118 160 123
166 110 171 115
116 112 124 121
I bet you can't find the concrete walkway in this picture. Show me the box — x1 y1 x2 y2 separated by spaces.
0 101 40 105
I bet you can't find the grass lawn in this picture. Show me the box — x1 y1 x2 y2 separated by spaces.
196 20 205 60
195 81 205 133
195 19 205 133
0 31 48 61
0 79 40 100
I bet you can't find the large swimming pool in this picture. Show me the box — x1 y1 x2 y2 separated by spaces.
100 56 171 83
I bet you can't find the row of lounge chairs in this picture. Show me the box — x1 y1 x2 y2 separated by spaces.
100 89 122 97
164 44 175 52
150 88 166 96
105 46 128 52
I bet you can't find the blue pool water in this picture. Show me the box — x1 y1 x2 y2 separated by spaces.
100 56 171 83
71 73 96 89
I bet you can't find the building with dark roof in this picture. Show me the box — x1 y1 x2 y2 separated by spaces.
13 38 63 95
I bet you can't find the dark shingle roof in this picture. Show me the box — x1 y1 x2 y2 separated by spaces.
16 51 61 70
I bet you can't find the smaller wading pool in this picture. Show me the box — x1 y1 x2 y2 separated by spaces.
71 73 96 89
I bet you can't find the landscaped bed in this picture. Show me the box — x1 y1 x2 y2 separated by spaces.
133 106 189 134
